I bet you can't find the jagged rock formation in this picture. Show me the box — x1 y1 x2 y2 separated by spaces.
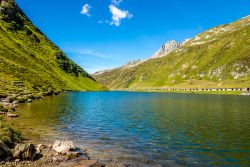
151 40 181 59
151 39 191 59
121 59 144 69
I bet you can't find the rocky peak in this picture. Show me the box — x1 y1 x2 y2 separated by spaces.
0 0 15 9
151 40 181 59
180 38 191 46
122 59 143 68
0 0 24 28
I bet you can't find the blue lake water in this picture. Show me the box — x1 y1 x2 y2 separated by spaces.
10 92 250 166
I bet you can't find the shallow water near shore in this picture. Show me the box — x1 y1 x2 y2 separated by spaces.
8 92 250 166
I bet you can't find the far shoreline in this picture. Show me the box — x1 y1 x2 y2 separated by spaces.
111 87 250 95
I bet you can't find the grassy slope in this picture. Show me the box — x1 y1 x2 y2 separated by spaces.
0 0 105 94
0 116 22 147
94 17 250 89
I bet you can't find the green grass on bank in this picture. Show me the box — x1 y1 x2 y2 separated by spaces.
0 116 22 147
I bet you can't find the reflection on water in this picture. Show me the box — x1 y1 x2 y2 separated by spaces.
9 92 250 166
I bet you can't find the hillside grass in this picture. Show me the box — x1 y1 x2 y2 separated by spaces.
0 0 106 95
94 17 250 90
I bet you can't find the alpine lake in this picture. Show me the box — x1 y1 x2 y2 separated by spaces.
8 92 250 166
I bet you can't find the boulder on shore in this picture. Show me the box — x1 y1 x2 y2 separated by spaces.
0 141 11 161
36 144 46 153
7 112 18 117
27 99 32 103
52 140 76 154
13 143 37 160
0 104 8 112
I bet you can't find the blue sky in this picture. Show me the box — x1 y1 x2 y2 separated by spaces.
16 0 250 73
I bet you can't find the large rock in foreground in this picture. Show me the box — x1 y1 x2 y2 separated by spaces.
13 143 36 160
0 141 11 161
52 140 76 154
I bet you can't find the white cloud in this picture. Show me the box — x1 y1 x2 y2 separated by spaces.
111 0 123 6
80 4 92 16
109 4 133 26
77 49 108 58
98 20 109 24
98 20 104 24
64 47 109 58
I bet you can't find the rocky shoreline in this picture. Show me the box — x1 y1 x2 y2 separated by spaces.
0 139 128 167
0 90 60 117
0 92 131 167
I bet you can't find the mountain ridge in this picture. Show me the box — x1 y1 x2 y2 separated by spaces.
93 16 250 89
93 39 187 75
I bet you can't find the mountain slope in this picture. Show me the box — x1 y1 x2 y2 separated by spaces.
94 16 250 89
0 0 105 94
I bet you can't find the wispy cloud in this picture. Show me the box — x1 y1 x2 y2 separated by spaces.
109 4 133 26
111 0 123 6
80 4 92 16
67 48 109 58
80 1 133 26
78 49 108 58
98 20 109 24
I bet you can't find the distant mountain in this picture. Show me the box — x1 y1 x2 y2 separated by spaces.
0 0 105 94
151 40 181 59
93 16 250 89
150 39 192 59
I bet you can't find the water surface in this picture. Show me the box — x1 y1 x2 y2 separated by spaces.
9 92 250 166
